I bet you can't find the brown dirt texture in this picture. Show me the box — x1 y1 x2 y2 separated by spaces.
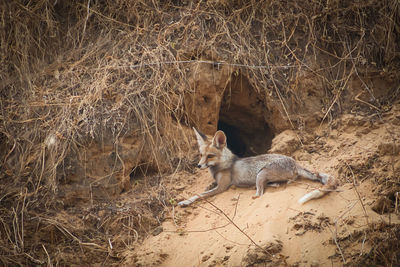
1 1 400 266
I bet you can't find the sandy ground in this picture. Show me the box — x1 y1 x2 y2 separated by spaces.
125 108 400 266
132 172 394 266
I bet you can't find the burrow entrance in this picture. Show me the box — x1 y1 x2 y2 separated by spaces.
218 74 274 157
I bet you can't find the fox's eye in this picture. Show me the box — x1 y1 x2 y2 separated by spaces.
207 154 215 159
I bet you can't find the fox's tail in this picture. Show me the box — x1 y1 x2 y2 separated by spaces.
298 172 338 204
298 189 325 204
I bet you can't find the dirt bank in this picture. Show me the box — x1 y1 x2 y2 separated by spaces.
1 1 399 266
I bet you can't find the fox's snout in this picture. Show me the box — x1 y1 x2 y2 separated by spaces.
196 154 210 169
197 163 208 169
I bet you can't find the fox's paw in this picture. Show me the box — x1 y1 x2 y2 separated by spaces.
205 181 218 191
178 199 193 207
318 173 330 184
267 182 280 188
252 195 260 200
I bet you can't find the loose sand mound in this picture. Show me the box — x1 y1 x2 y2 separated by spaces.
125 107 400 266
131 176 380 266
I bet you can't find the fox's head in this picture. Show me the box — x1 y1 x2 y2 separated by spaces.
192 127 228 169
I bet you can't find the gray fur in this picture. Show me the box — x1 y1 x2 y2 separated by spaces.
178 129 329 206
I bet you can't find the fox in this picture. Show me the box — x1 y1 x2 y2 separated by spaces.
178 128 338 207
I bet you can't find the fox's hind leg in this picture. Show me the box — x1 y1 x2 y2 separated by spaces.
296 166 331 184
255 168 290 197
255 169 271 197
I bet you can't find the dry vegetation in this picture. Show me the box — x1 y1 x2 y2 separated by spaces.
1 0 399 265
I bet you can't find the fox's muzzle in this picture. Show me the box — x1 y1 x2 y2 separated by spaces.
197 163 208 169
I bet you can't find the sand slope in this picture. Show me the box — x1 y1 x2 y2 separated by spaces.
127 108 400 266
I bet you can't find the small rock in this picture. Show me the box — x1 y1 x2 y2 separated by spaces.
152 226 163 236
202 254 211 262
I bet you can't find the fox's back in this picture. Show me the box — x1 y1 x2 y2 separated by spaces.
231 153 297 186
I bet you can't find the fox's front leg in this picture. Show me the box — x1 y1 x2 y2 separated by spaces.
178 171 231 206
205 181 218 191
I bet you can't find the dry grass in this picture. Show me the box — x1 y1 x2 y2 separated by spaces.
0 0 399 265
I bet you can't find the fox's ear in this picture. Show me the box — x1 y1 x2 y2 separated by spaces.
212 130 227 149
193 127 208 147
